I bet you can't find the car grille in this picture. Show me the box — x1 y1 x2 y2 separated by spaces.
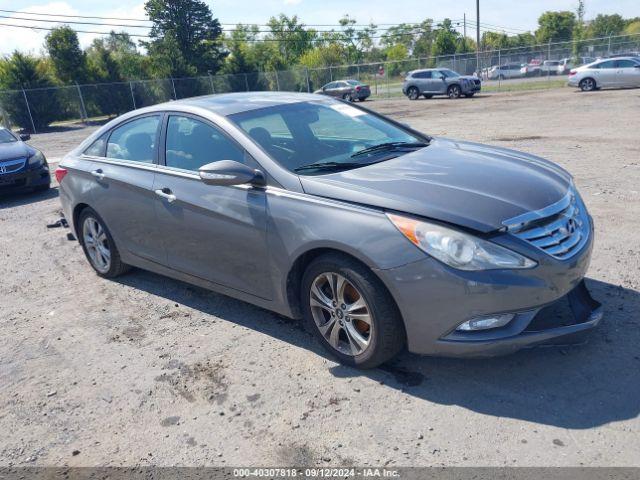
473 79 481 85
503 187 590 260
0 157 26 175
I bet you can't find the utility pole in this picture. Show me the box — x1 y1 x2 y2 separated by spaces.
463 13 466 38
476 0 480 74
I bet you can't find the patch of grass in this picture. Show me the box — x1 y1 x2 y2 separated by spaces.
482 79 567 92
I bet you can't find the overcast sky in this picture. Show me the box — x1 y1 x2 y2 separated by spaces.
0 0 638 55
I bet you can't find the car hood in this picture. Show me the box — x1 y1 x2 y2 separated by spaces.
0 141 32 161
299 137 572 233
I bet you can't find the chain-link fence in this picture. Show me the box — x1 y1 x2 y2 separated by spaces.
1 33 639 133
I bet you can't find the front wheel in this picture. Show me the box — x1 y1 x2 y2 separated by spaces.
447 84 461 99
407 87 420 100
579 78 596 92
79 207 130 278
301 253 405 368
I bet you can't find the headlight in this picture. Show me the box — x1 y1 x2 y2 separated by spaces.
28 151 46 167
387 213 537 271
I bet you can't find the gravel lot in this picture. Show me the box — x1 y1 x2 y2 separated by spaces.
1 87 639 468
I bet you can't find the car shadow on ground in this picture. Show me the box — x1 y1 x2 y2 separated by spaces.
0 186 58 209
116 272 639 430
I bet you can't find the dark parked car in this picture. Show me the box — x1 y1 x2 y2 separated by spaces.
57 92 601 368
402 69 481 99
314 79 371 101
0 128 50 193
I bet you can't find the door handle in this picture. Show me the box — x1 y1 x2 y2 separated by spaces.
91 169 105 180
154 188 176 203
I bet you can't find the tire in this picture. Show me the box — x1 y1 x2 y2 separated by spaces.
301 253 405 369
447 84 461 99
423 94 433 99
407 87 420 100
579 77 596 92
78 207 130 278
342 92 353 102
464 93 475 98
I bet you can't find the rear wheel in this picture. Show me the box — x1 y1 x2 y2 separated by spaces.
447 84 461 99
79 207 130 278
342 92 353 102
407 87 420 100
579 77 596 92
301 253 405 368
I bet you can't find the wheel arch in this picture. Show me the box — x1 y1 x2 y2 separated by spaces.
72 202 91 243
284 246 397 320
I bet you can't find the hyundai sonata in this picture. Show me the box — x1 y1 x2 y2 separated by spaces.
56 92 602 368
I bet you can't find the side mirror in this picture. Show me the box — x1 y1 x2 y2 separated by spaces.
20 133 31 141
199 160 265 187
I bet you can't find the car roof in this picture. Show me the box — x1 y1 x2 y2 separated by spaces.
152 91 333 117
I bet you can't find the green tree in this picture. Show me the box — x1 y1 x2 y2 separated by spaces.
432 19 459 56
588 14 626 38
333 15 377 64
267 14 317 67
0 52 60 129
143 0 226 76
625 20 640 35
536 11 576 43
45 26 88 83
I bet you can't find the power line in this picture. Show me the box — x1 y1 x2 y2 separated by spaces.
0 8 470 29
0 14 446 34
0 21 448 42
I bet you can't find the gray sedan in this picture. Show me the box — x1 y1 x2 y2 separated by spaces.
568 57 640 91
57 92 601 368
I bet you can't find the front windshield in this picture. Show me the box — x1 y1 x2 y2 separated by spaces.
0 129 18 144
440 69 460 78
229 101 427 175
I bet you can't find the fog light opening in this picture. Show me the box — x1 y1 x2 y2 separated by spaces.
456 313 515 332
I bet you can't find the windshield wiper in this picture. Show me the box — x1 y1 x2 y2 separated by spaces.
350 141 428 158
294 161 366 173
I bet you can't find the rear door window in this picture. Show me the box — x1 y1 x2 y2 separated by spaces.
106 115 161 163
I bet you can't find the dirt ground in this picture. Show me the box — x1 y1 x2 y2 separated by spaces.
1 87 639 468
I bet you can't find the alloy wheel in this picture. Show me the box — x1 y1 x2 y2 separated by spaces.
82 216 111 273
309 272 373 356
407 87 419 100
448 85 461 98
581 78 595 91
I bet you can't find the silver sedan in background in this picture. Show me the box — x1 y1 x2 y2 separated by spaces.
568 57 640 91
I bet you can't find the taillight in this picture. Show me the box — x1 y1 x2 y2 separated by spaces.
55 167 68 183
569 70 577 76
355 85 361 91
